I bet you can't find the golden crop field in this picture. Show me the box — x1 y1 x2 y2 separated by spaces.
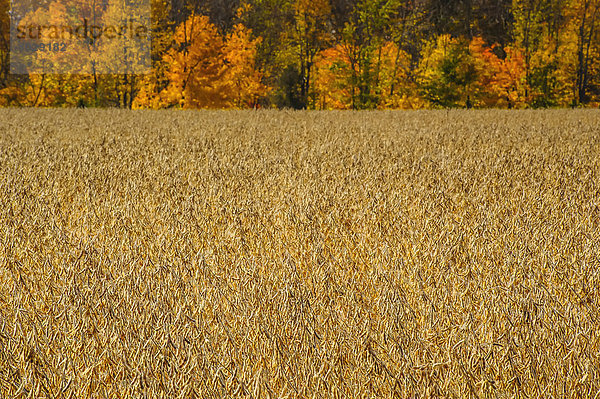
0 109 599 398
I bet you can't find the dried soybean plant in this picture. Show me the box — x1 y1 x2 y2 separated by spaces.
0 109 599 398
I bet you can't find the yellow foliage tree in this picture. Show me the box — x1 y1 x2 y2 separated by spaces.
376 41 424 109
313 41 423 110
137 15 266 109
293 0 331 108
223 23 268 108
159 15 227 108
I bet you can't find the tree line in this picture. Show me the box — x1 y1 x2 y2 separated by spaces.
1 0 599 109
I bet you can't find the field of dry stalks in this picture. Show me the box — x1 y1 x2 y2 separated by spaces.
0 109 599 398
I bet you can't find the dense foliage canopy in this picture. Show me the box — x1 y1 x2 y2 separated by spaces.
1 0 599 108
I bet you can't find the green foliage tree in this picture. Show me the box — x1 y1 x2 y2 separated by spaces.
337 0 414 109
292 0 332 108
511 0 569 106
419 35 478 108
239 0 297 107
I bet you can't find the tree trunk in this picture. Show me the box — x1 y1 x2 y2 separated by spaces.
579 1 597 104
32 74 46 107
524 6 532 100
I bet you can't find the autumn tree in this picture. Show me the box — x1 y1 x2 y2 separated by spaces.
292 0 332 108
511 0 570 106
418 35 478 108
570 0 600 104
95 0 151 108
385 1 426 103
2 0 99 106
470 37 527 107
133 0 173 108
160 14 227 108
374 41 423 108
239 0 296 107
0 0 9 90
145 13 266 109
313 44 353 108
338 0 386 108
222 23 268 108
424 0 514 44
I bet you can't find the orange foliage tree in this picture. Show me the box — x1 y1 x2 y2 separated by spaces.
313 41 422 110
223 23 268 108
312 44 353 109
136 14 266 109
470 37 527 108
159 15 227 108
